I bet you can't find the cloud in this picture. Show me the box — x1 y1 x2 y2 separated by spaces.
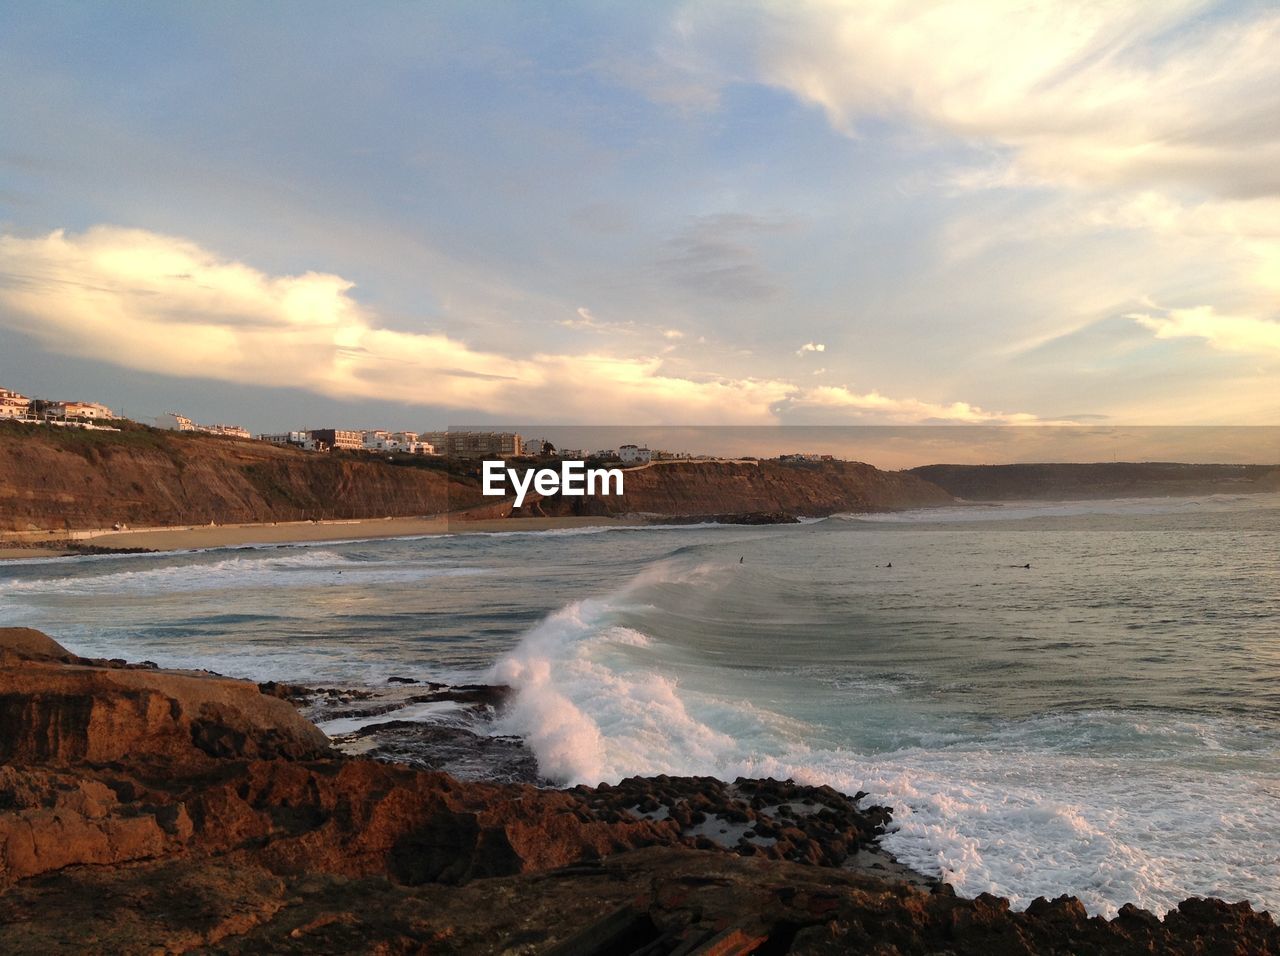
559 306 630 331
781 385 1039 424
667 0 1280 198
0 225 1026 426
796 341 825 355
1131 306 1280 356
656 213 785 301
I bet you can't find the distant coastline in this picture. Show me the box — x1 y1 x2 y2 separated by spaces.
4 422 1278 561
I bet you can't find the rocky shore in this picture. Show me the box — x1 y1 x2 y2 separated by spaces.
1 627 1276 954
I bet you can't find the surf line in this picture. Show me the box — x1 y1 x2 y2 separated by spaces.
482 460 624 508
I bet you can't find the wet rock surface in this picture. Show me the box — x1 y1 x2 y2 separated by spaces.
303 676 537 783
572 775 912 876
343 721 539 784
2 627 1277 954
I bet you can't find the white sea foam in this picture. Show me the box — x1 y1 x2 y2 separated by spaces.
492 577 1280 918
488 573 798 784
0 550 479 596
316 699 468 737
463 521 738 539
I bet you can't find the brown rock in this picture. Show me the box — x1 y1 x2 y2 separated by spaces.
0 629 330 771
0 627 77 665
1 629 1277 955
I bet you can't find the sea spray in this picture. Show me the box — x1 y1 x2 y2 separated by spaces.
486 544 1280 917
490 592 744 784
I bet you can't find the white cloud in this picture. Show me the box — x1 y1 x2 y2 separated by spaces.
560 305 632 331
670 0 1280 197
796 341 825 355
0 226 1026 426
1131 306 1280 356
783 385 1039 424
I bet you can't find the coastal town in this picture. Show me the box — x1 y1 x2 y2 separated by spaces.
0 382 838 464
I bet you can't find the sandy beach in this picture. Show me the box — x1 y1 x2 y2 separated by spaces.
0 514 645 559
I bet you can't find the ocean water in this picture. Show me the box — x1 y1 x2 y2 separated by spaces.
2 495 1278 917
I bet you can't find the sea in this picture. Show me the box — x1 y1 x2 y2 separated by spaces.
2 493 1277 918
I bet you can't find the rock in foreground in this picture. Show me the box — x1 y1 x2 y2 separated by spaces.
1 628 1276 954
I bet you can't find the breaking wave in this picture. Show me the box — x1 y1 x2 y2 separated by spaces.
491 560 1280 917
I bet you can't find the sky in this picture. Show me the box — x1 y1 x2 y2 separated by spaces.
1 1 1278 453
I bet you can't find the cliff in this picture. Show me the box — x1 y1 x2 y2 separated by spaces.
2 627 1277 954
0 421 484 532
0 425 952 534
909 462 1280 501
523 459 952 519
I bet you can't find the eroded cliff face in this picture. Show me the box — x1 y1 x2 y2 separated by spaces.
527 460 952 518
0 424 481 531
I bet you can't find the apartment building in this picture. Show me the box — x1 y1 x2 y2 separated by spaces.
419 431 522 459
307 428 364 451
258 431 323 450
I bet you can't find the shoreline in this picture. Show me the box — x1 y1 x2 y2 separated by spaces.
3 626 1276 953
0 514 649 560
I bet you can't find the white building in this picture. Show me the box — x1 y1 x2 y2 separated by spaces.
48 401 113 420
618 444 653 465
155 412 197 431
157 412 250 439
362 430 435 454
0 387 30 419
204 423 252 439
258 431 321 450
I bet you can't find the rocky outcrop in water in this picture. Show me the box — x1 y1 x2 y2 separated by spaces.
2 627 1277 954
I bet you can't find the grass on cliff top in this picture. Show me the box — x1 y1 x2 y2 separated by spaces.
0 420 303 468
0 420 482 483
0 418 175 452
